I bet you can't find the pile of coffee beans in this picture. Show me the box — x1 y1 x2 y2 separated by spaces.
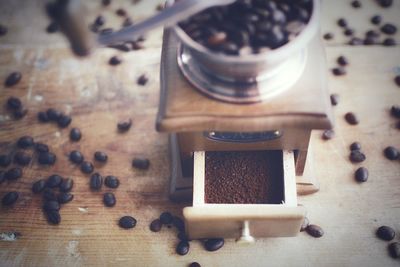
37 108 72 129
375 225 400 259
179 0 313 55
349 141 366 163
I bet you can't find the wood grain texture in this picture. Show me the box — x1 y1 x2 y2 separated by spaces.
0 0 400 267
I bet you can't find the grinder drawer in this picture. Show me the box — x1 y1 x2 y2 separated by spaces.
183 150 305 240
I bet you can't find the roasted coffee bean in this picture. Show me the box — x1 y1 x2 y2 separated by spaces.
17 136 34 148
391 105 400 118
103 192 116 207
81 161 94 174
376 225 395 241
137 74 148 86
46 21 59 33
172 216 185 232
109 55 122 66
7 97 22 110
45 209 61 225
344 112 359 125
323 33 333 40
381 24 397 35
14 151 31 166
350 142 361 151
59 178 74 192
0 154 12 167
160 211 173 225
337 56 348 66
94 15 105 26
57 192 74 204
383 38 396 46
351 0 361 8
189 262 201 267
344 28 354 36
32 179 46 194
395 76 400 87
371 15 382 25
13 108 28 119
176 241 190 256
355 167 368 182
306 224 324 238
396 121 400 130
116 8 127 16
5 72 22 87
69 150 84 164
2 191 19 206
119 216 137 229
150 219 162 232
57 114 72 128
122 17 133 27
376 0 393 8
350 150 366 163
38 152 56 165
0 171 5 184
349 37 363 45
117 118 132 132
43 188 57 201
43 200 60 212
5 167 22 180
35 143 49 153
102 0 111 6
383 146 399 160
107 43 131 52
90 173 103 190
332 67 346 76
0 24 7 36
322 129 334 140
364 36 377 45
300 217 309 232
204 238 225 251
132 158 150 170
46 108 61 121
388 242 400 259
104 175 119 188
47 174 63 188
330 94 339 106
37 111 49 122
337 18 347 28
94 151 108 162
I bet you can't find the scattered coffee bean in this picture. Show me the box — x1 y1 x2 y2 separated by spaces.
43 200 60 212
13 108 28 119
351 0 361 8
176 241 190 256
102 0 111 6
38 152 56 165
396 121 400 130
43 188 57 201
46 21 59 33
122 17 133 27
69 150 84 164
350 150 366 163
5 167 22 180
371 15 382 25
350 142 361 151
59 178 74 192
116 8 127 16
109 55 122 66
388 242 400 259
46 108 61 121
7 97 22 110
355 167 368 182
376 0 393 8
132 158 150 170
32 179 46 194
344 28 354 36
94 151 108 162
119 216 137 229
57 192 74 204
47 174 63 188
332 67 346 76
94 15 105 27
172 216 185 232
14 151 31 166
376 226 395 241
104 175 119 188
0 171 5 184
323 33 334 40
189 262 201 267
4 72 22 87
90 173 103 190
2 191 19 206
322 129 334 140
391 105 400 118
344 112 359 125
0 24 7 36
383 146 399 160
35 143 49 153
306 224 324 238
37 111 49 122
81 161 94 174
337 18 347 28
160 212 173 225
150 219 162 232
382 38 396 46
156 3 164 11
103 192 116 207
300 217 309 232
204 238 225 252
57 114 72 128
107 43 131 52
137 74 148 86
381 24 397 35
45 209 61 225
349 37 363 45
17 136 34 149
0 154 12 167
330 94 339 106
337 56 348 66
70 128 83 142
395 76 400 87
117 118 132 132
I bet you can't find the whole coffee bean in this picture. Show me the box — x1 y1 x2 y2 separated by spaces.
2 191 19 206
90 173 103 190
108 43 131 52
59 178 74 192
122 17 133 27
150 219 162 232
116 8 127 16
5 72 22 87
132 158 150 170
13 108 28 119
5 167 22 180
351 0 361 8
14 151 31 166
332 67 346 76
38 152 56 165
94 151 108 162
395 76 400 87
381 24 397 35
17 136 34 148
337 56 348 66
69 150 84 164
57 114 72 128
322 129 334 140
69 128 82 141
306 224 324 238
7 97 22 110
102 0 111 6
104 175 119 188
384 146 399 160
204 238 224 251
376 0 393 8
137 74 149 86
43 188 57 201
119 216 137 229
37 111 49 122
0 171 5 184
160 211 173 225
390 105 400 119
388 242 400 259
344 112 359 125
32 179 46 194
117 118 132 132
300 217 309 232
94 15 105 26
330 94 339 106
323 33 334 40
349 37 363 45
371 15 382 25
35 143 49 153
45 209 61 225
355 167 368 182
57 192 74 204
176 241 190 255
0 154 12 167
337 18 347 28
364 36 378 45
43 200 60 212
47 174 63 188
46 108 61 121
376 226 395 241
46 21 59 33
383 38 396 46
189 262 201 267
103 192 116 207
81 161 94 174
350 150 366 163
350 142 361 151
172 216 185 232
0 24 7 36
344 28 354 36
109 56 122 65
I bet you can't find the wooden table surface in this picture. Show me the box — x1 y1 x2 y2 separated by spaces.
0 0 399 266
